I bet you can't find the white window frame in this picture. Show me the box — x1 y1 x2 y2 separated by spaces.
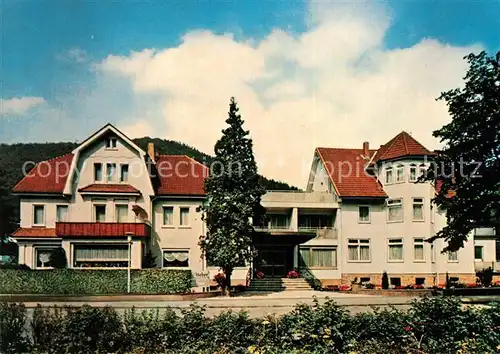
94 163 103 182
114 201 129 222
388 238 404 262
56 205 69 222
106 137 117 149
395 164 405 183
385 166 394 185
448 250 459 262
347 239 371 263
34 246 57 269
120 164 129 183
179 207 190 227
358 205 371 223
163 206 174 227
474 245 484 261
409 164 418 182
419 164 427 179
299 246 337 269
413 238 425 262
93 203 107 223
387 198 403 223
412 198 425 222
106 163 117 182
72 243 129 269
162 249 190 269
33 204 45 226
431 242 436 263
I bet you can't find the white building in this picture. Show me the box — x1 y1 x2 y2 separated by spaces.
11 125 496 287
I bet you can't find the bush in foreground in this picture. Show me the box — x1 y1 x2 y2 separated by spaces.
0 268 192 295
1 297 499 353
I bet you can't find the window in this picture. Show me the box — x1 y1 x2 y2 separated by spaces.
106 163 116 181
360 277 371 283
163 207 174 226
115 204 128 222
390 278 401 287
56 205 68 222
387 198 403 222
448 250 458 262
430 204 435 224
163 250 189 268
413 238 425 261
33 205 45 225
180 207 190 226
385 166 394 184
474 245 483 261
388 238 403 261
415 277 425 286
347 239 370 262
94 163 103 182
396 164 404 183
409 164 418 182
358 206 370 223
412 198 424 221
419 164 427 179
431 242 436 263
299 247 337 268
106 137 117 149
268 214 290 229
120 164 129 182
35 248 56 268
73 244 128 268
94 205 106 222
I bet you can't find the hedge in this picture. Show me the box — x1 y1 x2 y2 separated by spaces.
0 269 192 295
1 297 499 353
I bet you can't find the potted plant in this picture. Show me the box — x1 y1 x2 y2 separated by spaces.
256 271 265 279
286 270 300 279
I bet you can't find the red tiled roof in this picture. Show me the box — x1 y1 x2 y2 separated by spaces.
316 148 387 198
155 155 208 196
56 222 150 237
12 154 74 194
373 131 433 162
434 180 456 198
11 228 58 238
78 184 141 194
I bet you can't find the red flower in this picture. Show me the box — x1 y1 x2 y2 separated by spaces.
404 326 413 332
256 271 265 279
286 270 300 279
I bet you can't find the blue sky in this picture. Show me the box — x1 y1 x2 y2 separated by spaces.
1 0 499 184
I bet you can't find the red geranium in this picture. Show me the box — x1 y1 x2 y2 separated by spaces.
286 270 300 279
256 271 265 279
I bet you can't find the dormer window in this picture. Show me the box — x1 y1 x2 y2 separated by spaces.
106 137 117 149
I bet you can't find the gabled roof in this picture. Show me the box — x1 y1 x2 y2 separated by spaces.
316 148 387 198
78 184 141 195
12 154 73 194
373 131 433 162
155 155 208 196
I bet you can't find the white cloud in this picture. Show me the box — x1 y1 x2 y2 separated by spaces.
1 97 46 116
58 48 88 63
12 0 479 188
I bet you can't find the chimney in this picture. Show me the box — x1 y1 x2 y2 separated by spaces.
363 141 369 157
147 142 155 162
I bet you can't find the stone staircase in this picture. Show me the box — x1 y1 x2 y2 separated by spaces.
248 278 313 292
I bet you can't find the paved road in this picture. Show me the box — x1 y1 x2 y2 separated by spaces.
20 291 416 317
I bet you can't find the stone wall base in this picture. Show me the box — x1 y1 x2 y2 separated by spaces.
340 273 476 287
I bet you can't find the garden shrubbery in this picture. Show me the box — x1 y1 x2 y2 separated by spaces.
0 269 192 295
1 297 500 353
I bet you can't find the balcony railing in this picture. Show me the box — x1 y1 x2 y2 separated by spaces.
254 225 337 239
56 222 151 237
474 261 500 272
261 191 338 206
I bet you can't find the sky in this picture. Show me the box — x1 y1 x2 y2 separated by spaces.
1 0 499 187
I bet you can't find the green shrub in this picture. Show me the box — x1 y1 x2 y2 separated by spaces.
477 267 493 287
48 247 68 269
0 268 192 295
32 305 68 353
0 303 31 354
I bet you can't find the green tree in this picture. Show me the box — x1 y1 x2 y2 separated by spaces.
426 51 500 251
382 271 389 290
200 97 265 295
48 247 67 269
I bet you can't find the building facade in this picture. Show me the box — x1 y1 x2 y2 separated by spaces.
11 125 497 287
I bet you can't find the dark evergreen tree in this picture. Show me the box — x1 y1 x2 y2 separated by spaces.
382 271 389 290
425 51 500 251
200 97 265 294
48 247 67 269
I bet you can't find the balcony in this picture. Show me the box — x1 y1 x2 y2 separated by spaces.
56 222 151 238
262 191 339 208
474 261 500 272
254 225 337 239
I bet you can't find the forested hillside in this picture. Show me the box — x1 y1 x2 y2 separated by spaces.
0 138 297 252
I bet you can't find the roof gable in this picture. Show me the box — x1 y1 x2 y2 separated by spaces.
316 148 386 198
373 131 433 162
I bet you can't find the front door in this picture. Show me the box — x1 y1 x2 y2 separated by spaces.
258 248 287 277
